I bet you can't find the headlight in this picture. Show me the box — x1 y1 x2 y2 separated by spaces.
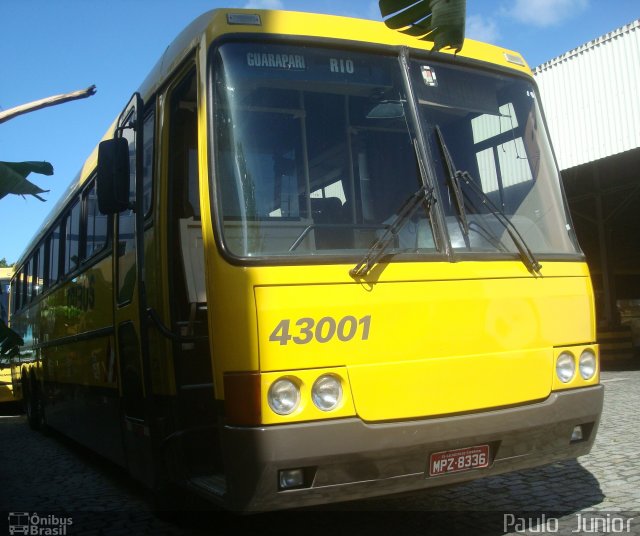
311 375 342 411
556 352 576 383
579 349 597 380
268 378 300 415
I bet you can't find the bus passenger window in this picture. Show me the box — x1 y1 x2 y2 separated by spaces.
18 271 25 310
142 111 155 216
85 181 108 259
64 200 81 274
49 225 61 285
35 243 45 295
10 277 18 313
13 272 19 311
24 259 32 304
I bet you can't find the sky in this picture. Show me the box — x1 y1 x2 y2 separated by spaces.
1 0 638 265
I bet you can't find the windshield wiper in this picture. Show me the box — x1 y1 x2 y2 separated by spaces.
434 127 542 276
350 185 435 278
435 125 469 236
457 170 543 275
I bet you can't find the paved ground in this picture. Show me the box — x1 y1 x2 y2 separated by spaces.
1 360 639 536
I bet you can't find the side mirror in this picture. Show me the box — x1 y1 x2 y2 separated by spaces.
97 138 131 214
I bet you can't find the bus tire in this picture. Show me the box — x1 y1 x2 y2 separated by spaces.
25 373 43 431
21 374 31 422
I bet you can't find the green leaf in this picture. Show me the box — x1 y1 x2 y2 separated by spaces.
0 160 53 201
379 0 466 52
1 318 23 356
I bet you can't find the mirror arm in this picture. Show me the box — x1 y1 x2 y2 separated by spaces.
115 121 137 135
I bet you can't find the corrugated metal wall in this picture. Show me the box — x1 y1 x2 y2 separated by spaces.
533 20 640 171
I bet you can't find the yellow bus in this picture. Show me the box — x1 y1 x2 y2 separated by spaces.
9 8 603 511
1 266 20 405
1 266 11 325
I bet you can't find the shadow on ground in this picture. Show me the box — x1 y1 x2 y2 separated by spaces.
163 460 604 536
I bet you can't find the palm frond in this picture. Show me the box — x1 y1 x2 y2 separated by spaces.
379 0 466 52
0 161 53 201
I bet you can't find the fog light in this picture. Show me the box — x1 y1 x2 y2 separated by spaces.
579 349 597 380
279 468 304 490
556 352 575 383
571 425 584 442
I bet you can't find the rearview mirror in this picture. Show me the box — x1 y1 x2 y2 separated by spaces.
97 137 131 214
366 101 405 119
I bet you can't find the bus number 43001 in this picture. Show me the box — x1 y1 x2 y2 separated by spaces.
269 315 371 345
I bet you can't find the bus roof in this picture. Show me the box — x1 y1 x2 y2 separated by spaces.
15 8 533 269
138 8 532 98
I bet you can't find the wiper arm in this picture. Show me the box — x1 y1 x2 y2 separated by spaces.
457 170 543 276
435 125 470 236
434 126 541 276
350 185 435 278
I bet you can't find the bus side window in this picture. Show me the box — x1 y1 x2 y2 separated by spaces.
49 224 61 286
84 179 108 260
17 271 23 311
35 242 45 295
142 110 155 217
26 258 33 304
64 200 81 275
10 278 17 314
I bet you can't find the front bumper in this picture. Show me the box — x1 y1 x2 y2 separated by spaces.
222 385 603 512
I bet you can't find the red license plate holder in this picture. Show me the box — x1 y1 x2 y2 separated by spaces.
429 444 490 477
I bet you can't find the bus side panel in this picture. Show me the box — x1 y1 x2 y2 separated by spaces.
42 256 126 467
43 339 124 466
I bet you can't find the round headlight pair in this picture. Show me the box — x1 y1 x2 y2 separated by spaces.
556 349 597 383
267 375 343 415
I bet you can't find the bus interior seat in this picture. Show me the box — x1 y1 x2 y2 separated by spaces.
179 217 207 336
311 197 352 249
311 197 343 221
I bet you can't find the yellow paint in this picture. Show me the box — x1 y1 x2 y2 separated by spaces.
0 366 15 403
243 260 596 422
204 9 531 76
347 349 551 421
255 266 593 369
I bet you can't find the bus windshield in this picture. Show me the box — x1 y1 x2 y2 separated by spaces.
411 60 580 256
211 42 581 261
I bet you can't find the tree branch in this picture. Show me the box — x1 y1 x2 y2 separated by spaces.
0 85 96 125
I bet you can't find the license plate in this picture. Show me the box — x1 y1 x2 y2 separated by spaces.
429 444 490 476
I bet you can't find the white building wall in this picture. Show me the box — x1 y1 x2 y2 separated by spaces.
533 20 640 171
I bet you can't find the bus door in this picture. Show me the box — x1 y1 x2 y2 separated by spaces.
163 67 220 480
104 93 156 486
